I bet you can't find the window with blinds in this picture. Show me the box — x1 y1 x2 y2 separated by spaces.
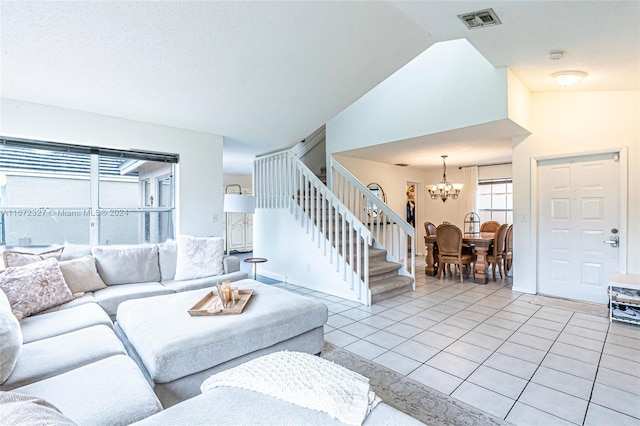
0 137 177 246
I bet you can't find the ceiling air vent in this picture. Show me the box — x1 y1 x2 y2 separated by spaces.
458 8 502 30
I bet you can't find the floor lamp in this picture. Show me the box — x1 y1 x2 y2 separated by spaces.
223 186 255 255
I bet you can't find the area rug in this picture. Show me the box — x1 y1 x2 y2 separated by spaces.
320 342 509 426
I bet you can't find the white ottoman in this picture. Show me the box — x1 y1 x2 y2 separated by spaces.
115 279 328 407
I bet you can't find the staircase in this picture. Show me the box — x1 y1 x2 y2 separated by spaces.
297 189 414 303
254 150 415 305
368 248 414 303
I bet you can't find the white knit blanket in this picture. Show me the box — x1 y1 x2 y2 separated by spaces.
200 351 381 425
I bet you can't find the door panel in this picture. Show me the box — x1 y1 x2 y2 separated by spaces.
538 153 619 303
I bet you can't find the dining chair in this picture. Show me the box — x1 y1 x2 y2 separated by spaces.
480 220 500 233
424 221 439 271
487 224 509 281
424 221 437 236
436 224 475 283
503 224 513 273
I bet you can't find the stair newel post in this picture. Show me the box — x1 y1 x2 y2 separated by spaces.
335 208 341 273
298 165 303 225
342 212 347 280
321 193 326 255
349 221 354 290
356 227 362 298
282 153 287 208
328 197 333 264
276 154 280 207
364 237 370 305
286 154 291 212
305 172 310 234
265 156 271 209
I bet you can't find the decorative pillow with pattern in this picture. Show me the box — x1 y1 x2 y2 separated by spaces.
2 247 65 268
174 235 224 280
0 258 73 319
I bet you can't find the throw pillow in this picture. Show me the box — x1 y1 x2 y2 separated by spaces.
174 235 224 280
58 256 107 294
0 290 22 384
0 258 73 319
91 245 161 285
0 392 77 425
3 247 65 268
158 240 178 281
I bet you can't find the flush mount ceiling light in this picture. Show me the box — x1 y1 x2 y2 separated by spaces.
553 70 587 87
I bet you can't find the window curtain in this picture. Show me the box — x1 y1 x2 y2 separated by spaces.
462 166 478 215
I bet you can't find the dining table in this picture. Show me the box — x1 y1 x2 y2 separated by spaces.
424 232 495 284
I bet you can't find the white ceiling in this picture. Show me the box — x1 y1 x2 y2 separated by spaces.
1 1 639 174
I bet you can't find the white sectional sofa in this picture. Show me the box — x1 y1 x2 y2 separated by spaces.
0 240 249 425
0 242 415 426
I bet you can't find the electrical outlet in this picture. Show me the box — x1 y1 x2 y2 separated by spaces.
211 214 219 222
306 264 311 272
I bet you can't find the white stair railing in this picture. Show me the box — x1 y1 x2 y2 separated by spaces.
330 158 415 279
254 151 373 304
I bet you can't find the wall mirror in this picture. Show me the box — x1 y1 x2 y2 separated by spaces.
365 182 386 218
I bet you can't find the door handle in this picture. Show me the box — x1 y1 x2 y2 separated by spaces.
604 236 619 248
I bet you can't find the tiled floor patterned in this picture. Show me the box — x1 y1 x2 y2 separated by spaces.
269 267 640 426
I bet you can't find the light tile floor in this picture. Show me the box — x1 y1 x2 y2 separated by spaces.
268 268 640 425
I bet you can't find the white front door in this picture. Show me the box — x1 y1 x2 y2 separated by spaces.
538 153 620 304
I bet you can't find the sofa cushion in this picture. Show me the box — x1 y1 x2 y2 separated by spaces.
0 290 22 384
0 391 77 426
174 235 224 280
94 282 174 318
92 245 161 285
13 355 162 426
59 256 107 294
2 247 64 268
158 240 177 281
20 303 112 344
0 325 125 391
0 258 73 319
38 293 96 315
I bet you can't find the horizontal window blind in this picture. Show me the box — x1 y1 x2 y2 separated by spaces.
1 137 179 163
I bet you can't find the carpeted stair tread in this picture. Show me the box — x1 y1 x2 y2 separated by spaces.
368 260 402 277
369 276 414 295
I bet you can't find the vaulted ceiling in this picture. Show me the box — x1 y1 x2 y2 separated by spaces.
1 1 638 173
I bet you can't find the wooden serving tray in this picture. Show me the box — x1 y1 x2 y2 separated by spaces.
188 289 254 316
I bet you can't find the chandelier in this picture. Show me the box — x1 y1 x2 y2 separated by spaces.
427 155 463 202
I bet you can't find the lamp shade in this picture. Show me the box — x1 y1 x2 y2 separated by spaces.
223 194 255 214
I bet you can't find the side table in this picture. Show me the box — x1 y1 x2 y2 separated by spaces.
243 257 268 280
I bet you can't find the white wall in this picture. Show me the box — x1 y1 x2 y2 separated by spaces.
0 99 224 237
254 208 365 302
478 164 512 180
512 90 640 294
326 39 508 156
223 174 253 191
